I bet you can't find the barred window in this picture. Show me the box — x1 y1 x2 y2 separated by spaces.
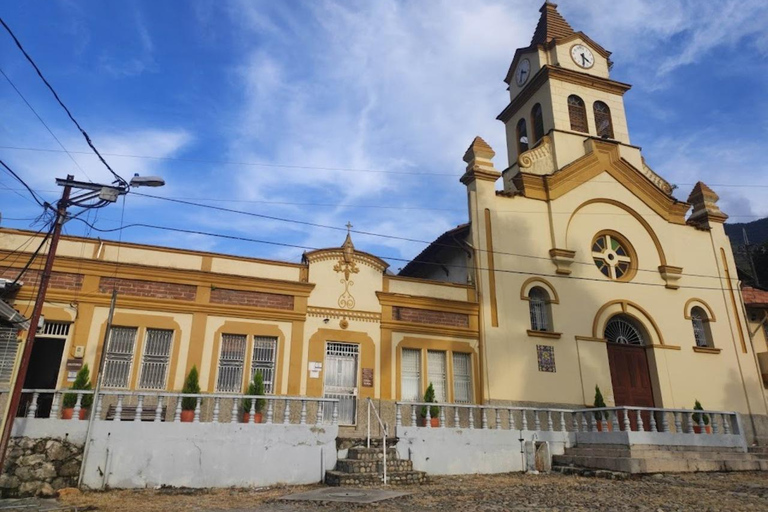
529 287 551 332
0 328 19 384
401 348 421 402
691 307 713 348
568 95 588 133
216 334 246 392
452 352 472 403
427 350 447 403
531 103 544 143
251 336 277 394
103 327 137 388
594 101 614 139
139 329 173 390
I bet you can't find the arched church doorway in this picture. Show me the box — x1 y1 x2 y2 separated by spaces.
605 314 655 409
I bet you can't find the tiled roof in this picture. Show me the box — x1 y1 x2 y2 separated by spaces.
399 223 470 277
530 2 576 46
742 286 768 306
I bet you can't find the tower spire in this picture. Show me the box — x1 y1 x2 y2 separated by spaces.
530 2 576 46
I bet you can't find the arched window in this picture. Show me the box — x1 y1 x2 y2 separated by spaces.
605 315 645 346
594 101 614 139
529 287 551 332
567 95 588 133
691 307 714 348
531 103 544 143
516 118 529 154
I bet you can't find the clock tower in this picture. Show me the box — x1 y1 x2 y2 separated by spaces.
497 2 652 192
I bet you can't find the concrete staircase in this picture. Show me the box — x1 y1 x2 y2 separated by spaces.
748 445 768 460
326 442 427 486
553 444 768 474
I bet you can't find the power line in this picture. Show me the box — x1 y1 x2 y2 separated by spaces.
0 67 92 181
131 191 733 281
2 145 768 190
0 16 125 186
5 223 53 287
65 217 739 293
0 159 49 209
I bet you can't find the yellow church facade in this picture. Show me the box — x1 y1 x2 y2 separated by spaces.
1 2 766 440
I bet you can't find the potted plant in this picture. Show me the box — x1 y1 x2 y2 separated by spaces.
593 385 611 432
180 366 200 422
418 382 440 427
692 399 711 434
242 371 266 423
62 364 93 420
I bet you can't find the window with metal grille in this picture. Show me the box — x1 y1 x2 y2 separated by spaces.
251 336 277 394
452 352 472 403
529 287 551 332
568 95 588 133
103 327 137 388
516 118 529 155
0 328 19 384
216 334 246 392
593 101 614 139
401 348 421 401
691 307 713 348
41 321 70 338
138 329 173 390
427 350 447 403
531 103 544 143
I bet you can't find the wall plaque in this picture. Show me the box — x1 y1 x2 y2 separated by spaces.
362 368 374 387
66 358 83 382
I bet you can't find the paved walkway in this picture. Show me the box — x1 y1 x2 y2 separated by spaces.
50 472 768 511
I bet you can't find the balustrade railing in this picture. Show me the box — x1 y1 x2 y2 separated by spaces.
12 388 339 425
395 402 740 436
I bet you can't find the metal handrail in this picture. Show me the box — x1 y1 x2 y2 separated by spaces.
367 398 389 485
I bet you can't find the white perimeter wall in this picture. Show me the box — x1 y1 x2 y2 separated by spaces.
396 427 572 475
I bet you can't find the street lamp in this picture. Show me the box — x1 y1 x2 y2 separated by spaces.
0 173 165 470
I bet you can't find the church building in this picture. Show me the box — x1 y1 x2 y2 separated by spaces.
1 2 766 441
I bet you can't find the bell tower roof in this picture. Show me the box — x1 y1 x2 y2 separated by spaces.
530 2 576 46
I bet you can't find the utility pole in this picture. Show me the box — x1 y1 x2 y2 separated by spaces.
0 172 164 470
744 228 761 288
0 176 73 470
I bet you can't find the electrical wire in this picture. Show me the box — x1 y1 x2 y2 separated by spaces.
8 223 53 287
0 159 49 209
66 217 739 293
131 191 734 281
0 17 126 186
0 67 92 181
2 145 768 190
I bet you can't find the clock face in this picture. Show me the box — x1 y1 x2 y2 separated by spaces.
570 44 595 69
515 59 531 86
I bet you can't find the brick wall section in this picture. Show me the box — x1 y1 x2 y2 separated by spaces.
393 306 469 328
99 277 197 301
210 287 294 310
0 269 82 291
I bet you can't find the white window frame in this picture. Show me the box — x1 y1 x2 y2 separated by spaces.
103 326 138 389
691 307 713 348
452 352 473 404
427 350 447 403
401 348 422 402
216 333 247 393
529 287 550 332
250 336 277 394
138 328 173 390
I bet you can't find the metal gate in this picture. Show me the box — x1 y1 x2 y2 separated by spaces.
323 342 359 425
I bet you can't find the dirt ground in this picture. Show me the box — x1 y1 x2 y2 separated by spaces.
55 471 768 511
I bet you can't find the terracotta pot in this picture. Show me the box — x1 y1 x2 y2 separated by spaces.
595 418 612 432
418 417 440 428
61 408 88 420
242 412 263 424
180 410 195 422
693 425 712 434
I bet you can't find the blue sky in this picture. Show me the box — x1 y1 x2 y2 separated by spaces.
1 0 767 270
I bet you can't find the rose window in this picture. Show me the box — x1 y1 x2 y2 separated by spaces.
592 233 634 281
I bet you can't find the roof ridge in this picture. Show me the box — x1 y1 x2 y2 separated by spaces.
530 2 576 46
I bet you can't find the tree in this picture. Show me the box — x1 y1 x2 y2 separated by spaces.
420 382 439 419
593 385 606 421
63 364 93 409
181 366 200 411
243 371 266 413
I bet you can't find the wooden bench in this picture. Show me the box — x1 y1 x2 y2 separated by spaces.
105 405 167 422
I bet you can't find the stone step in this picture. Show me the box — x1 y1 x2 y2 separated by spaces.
335 458 414 474
325 470 427 486
748 446 768 456
552 455 768 474
346 446 399 460
336 437 398 451
562 447 757 461
574 444 744 453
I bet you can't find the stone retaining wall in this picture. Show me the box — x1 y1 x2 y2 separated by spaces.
0 437 83 498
